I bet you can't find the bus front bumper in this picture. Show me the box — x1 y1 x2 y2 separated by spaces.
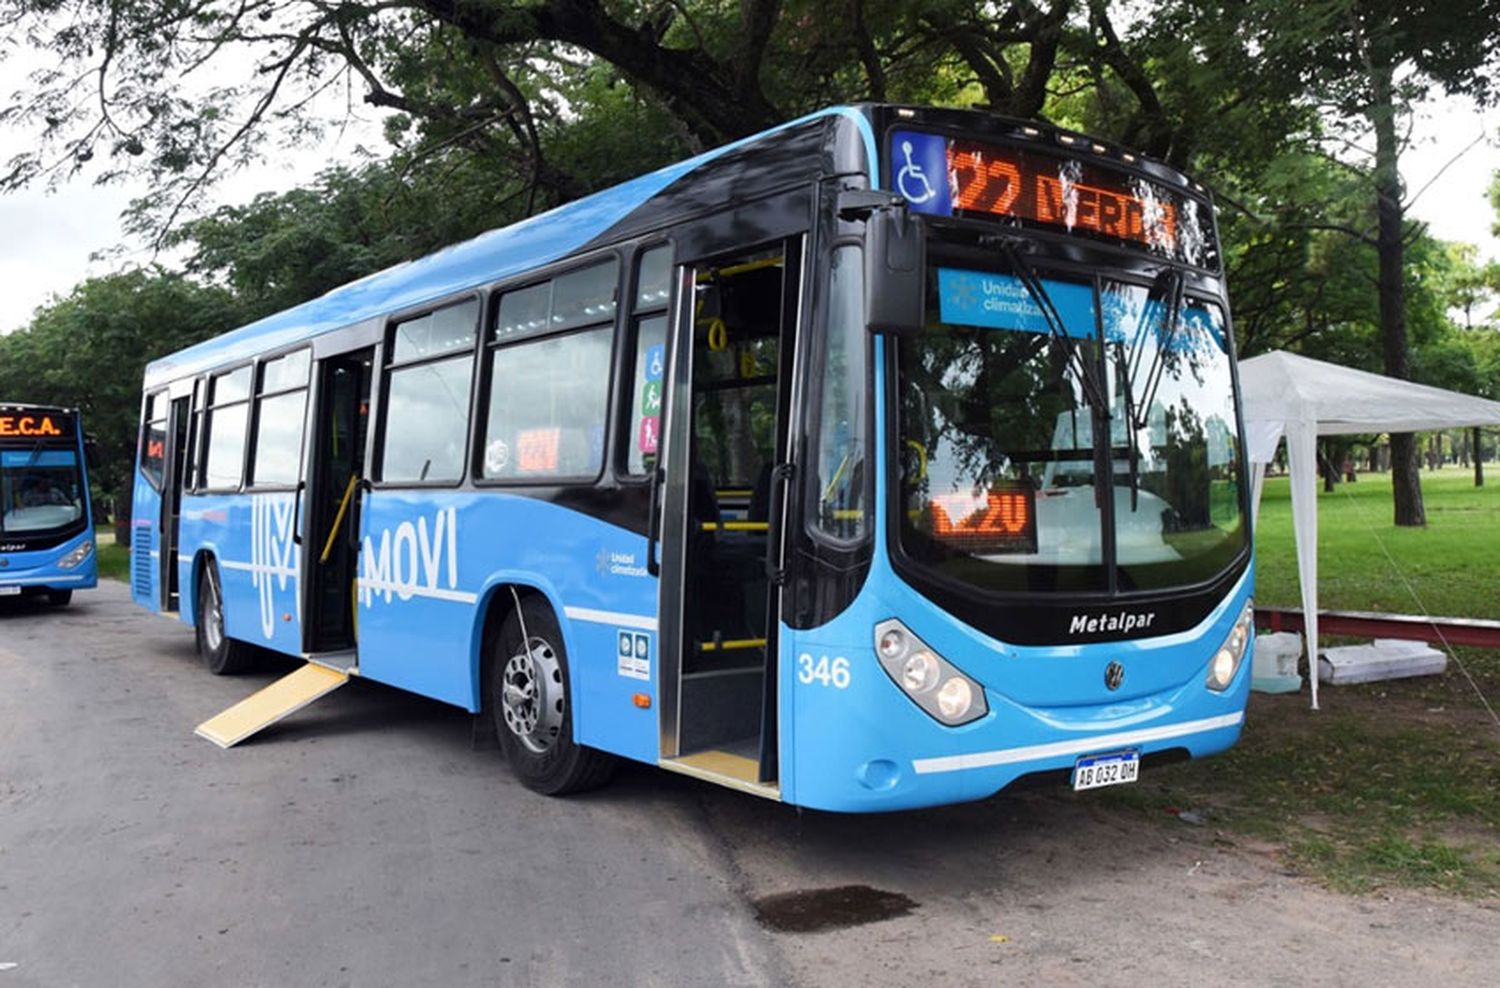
0 533 98 596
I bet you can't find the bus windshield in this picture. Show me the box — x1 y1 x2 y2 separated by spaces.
896 260 1245 595
0 447 86 535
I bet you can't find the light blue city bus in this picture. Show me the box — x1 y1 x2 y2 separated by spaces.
130 104 1254 811
1 403 98 605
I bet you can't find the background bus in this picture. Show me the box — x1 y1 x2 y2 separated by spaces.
131 104 1254 812
0 403 97 605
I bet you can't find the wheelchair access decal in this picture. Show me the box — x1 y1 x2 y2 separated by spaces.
891 130 951 216
617 629 651 681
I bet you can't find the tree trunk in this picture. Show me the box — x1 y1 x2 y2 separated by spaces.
1477 426 1485 487
1368 59 1425 525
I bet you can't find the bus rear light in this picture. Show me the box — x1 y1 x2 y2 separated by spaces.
874 619 987 726
57 539 93 569
1206 599 1255 691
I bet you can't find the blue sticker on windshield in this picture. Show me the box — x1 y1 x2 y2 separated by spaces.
891 130 951 215
1 450 76 468
937 268 1095 338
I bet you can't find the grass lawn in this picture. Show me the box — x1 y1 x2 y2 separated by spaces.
1099 466 1500 896
1253 466 1500 619
95 530 131 582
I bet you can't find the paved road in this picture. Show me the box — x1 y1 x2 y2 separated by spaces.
3 581 1497 987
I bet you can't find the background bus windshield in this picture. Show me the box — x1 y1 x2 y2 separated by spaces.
0 447 85 535
897 263 1245 595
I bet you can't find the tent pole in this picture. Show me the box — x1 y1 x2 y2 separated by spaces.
1286 425 1321 710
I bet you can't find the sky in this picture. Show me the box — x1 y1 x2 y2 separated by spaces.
0 61 1497 335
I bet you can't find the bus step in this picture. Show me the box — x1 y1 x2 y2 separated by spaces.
661 749 779 801
305 648 358 673
194 663 350 749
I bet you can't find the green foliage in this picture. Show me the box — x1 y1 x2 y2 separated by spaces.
0 270 238 501
93 530 131 582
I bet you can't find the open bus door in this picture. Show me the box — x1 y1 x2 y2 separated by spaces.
196 343 372 748
303 346 373 662
657 236 805 795
158 380 195 612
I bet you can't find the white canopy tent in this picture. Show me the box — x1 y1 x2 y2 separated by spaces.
1238 350 1500 708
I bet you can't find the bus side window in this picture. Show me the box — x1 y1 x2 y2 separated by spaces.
378 299 479 485
481 258 620 483
202 367 252 490
809 245 869 542
141 391 168 490
248 350 310 488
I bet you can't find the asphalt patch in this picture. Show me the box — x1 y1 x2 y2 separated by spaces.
752 884 917 933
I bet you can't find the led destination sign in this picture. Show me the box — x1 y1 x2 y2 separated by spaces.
891 129 1215 267
0 412 71 439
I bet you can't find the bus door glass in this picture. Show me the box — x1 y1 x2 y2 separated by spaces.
305 347 373 655
160 390 193 610
662 238 803 785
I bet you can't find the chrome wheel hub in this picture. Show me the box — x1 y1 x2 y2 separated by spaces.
500 637 564 754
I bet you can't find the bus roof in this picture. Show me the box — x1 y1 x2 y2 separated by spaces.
144 107 879 388
0 403 76 416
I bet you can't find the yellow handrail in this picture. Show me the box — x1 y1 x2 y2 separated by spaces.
320 475 360 564
698 638 768 652
699 521 769 532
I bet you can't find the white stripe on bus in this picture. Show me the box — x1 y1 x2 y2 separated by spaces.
355 579 478 605
563 607 659 631
0 574 89 586
219 560 298 579
910 711 1245 775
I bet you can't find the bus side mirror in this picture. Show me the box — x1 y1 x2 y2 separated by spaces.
864 205 926 339
84 437 101 470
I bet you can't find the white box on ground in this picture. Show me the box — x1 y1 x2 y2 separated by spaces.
1251 632 1303 693
1317 638 1447 685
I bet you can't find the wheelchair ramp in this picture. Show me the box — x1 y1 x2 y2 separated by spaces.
195 663 350 749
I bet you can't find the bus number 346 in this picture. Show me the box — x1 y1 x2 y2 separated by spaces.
798 654 851 689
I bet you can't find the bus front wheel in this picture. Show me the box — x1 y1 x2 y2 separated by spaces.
195 563 256 675
488 596 616 795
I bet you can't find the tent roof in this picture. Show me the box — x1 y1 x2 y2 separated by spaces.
1240 350 1500 462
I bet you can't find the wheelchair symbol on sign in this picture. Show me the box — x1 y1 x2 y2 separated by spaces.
896 140 937 205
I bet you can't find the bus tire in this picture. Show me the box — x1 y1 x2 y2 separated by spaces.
46 590 73 606
488 596 616 795
195 563 256 675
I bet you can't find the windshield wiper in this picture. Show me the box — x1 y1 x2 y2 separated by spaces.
990 236 1108 414
1117 268 1185 511
1128 268 1184 432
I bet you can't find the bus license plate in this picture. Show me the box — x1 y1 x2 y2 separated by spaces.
0 586 20 596
1072 750 1139 791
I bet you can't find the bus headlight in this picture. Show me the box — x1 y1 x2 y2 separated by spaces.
1206 599 1254 691
57 539 94 569
874 618 988 726
936 677 974 719
901 651 941 693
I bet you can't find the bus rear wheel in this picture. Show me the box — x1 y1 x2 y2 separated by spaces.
488 596 615 795
195 563 256 675
46 590 72 606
